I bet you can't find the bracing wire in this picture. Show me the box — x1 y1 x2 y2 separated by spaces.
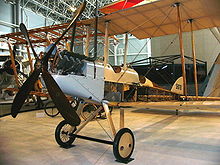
115 6 175 83
95 118 113 141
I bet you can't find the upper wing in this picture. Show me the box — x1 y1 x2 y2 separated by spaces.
84 0 220 39
99 0 146 14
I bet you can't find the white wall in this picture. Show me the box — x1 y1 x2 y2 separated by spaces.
0 0 57 34
0 0 13 34
0 1 58 56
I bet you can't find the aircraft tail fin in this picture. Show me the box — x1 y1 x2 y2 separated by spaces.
171 76 184 95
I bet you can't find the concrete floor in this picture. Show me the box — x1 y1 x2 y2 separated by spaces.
1 107 220 165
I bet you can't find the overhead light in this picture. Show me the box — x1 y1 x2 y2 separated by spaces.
161 65 168 70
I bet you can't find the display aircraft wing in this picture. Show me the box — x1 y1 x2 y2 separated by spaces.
0 20 103 46
99 0 146 14
111 100 220 113
83 0 220 39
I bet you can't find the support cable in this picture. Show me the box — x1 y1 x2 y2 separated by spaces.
95 118 113 141
115 6 174 83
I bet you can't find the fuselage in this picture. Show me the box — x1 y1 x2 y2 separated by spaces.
52 61 140 103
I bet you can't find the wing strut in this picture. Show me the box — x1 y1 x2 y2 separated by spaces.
7 41 20 87
174 2 187 98
188 19 198 100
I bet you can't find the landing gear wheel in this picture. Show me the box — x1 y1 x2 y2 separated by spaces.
44 101 59 117
55 120 76 148
113 128 135 163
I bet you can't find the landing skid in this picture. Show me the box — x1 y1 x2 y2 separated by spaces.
55 101 135 163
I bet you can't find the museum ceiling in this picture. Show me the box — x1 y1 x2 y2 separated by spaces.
4 0 116 22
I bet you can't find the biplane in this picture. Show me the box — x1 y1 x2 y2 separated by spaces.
0 0 220 163
0 44 25 99
0 59 19 91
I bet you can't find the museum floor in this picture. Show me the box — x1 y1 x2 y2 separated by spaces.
1 106 220 165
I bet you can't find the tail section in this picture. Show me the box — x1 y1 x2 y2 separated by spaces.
171 76 184 95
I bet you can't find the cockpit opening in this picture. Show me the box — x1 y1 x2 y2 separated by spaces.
52 50 85 76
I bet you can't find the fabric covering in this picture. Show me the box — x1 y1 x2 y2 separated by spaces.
99 0 145 14
83 0 220 39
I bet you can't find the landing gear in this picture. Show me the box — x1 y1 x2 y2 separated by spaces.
113 128 135 163
80 103 114 120
55 120 76 148
54 102 135 163
81 103 97 120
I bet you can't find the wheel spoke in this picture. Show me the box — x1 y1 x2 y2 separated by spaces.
55 120 76 147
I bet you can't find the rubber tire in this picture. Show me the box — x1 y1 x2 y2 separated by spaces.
44 101 59 117
55 120 76 148
113 128 135 163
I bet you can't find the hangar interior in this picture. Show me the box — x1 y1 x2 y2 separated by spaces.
0 0 220 164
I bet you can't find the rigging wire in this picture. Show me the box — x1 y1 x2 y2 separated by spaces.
128 7 171 37
95 118 113 141
207 82 220 97
111 6 177 100
115 6 174 83
94 145 111 165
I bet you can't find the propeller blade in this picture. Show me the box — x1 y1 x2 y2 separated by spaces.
20 23 38 60
11 68 41 118
43 2 86 63
42 70 81 126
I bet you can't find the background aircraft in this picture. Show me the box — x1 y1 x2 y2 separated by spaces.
0 52 22 99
